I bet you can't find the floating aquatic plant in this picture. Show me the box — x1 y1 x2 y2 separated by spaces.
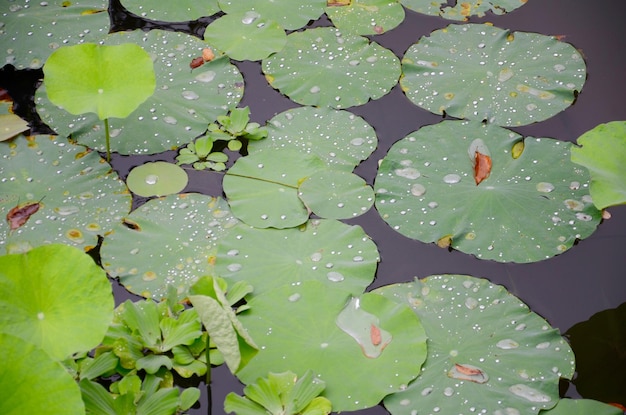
120 0 220 22
218 0 326 31
126 161 189 197
325 0 405 35
400 0 529 21
539 399 624 415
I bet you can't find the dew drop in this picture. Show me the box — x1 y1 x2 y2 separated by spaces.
443 387 454 397
227 263 242 272
241 10 260 24
350 137 365 146
496 339 519 349
288 293 301 302
395 167 420 179
145 174 158 185
195 71 216 83
163 116 177 125
536 182 554 193
310 86 321 94
411 184 426 197
182 90 199 100
37 312 45 320
327 271 344 282
508 384 551 402
443 173 461 184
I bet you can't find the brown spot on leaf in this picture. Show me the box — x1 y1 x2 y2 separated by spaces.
190 56 204 70
327 0 351 5
473 151 492 185
6 199 43 230
370 324 381 346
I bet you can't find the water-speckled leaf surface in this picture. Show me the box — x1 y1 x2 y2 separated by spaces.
215 219 379 297
325 0 405 35
122 0 220 21
0 135 131 254
126 162 188 197
218 0 326 31
36 30 243 154
401 24 586 126
401 0 529 21
541 399 623 415
236 281 427 412
376 275 575 415
263 27 400 109
101 194 239 300
374 120 601 263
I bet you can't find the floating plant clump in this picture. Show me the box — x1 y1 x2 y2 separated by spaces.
218 0 326 31
121 0 220 22
36 30 244 154
262 27 400 108
0 135 131 254
375 275 576 415
100 194 239 300
235 280 427 412
401 24 586 126
400 0 530 21
324 0 406 35
215 218 379 297
0 0 109 69
374 120 602 263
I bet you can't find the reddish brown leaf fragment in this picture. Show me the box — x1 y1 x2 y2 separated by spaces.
370 324 381 346
7 201 43 230
189 56 204 70
455 363 482 375
473 151 492 185
327 0 351 6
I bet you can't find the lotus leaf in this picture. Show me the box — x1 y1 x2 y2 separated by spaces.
262 27 400 108
36 30 244 154
121 0 220 21
218 0 326 30
251 106 378 171
0 333 84 415
570 121 626 209
126 161 189 197
0 135 131 254
0 0 109 69
400 24 586 126
101 194 239 300
375 275 575 415
374 120 601 262
203 11 287 61
401 0 529 20
215 219 379 296
236 280 427 412
325 0 405 35
0 244 114 361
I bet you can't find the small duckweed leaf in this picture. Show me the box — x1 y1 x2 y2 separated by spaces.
325 0 405 35
218 0 327 31
126 162 188 198
401 0 529 21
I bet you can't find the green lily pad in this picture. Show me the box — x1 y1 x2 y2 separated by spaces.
0 0 109 69
218 0 326 31
121 0 220 21
250 106 378 172
236 280 427 412
374 120 602 263
101 194 239 300
400 24 586 126
0 244 114 361
325 0 405 35
570 121 626 209
203 11 287 61
0 135 131 254
215 219 379 296
262 27 400 109
126 162 188 197
401 0 529 21
541 399 624 415
375 275 576 415
0 333 84 415
36 30 244 155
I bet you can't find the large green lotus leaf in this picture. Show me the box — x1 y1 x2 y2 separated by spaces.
0 333 84 415
400 24 586 127
570 121 626 209
540 399 623 415
0 244 114 361
374 120 601 263
43 43 156 120
218 0 326 31
0 135 131 254
215 219 379 297
121 0 220 21
236 280 427 412
250 106 378 171
298 170 374 220
36 30 244 155
223 149 327 228
375 275 576 415
262 27 400 109
101 194 239 300
0 0 109 69
325 0 405 35
203 12 287 61
401 0 528 21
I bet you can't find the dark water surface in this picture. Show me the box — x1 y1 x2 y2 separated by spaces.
3 0 625 413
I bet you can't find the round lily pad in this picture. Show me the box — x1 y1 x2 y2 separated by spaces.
0 135 131 254
375 275 576 415
36 30 244 155
121 0 220 21
126 162 188 197
0 0 109 69
374 120 602 263
251 106 378 171
101 194 239 300
400 24 586 126
203 11 287 61
401 0 529 21
0 244 114 361
218 0 326 31
215 218 379 296
262 27 401 109
325 0 405 35
236 280 427 412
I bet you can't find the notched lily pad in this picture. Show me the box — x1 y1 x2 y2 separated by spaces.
401 0 529 21
375 120 601 263
121 0 220 21
325 0 405 35
375 275 576 415
400 24 586 126
218 0 327 31
126 162 188 197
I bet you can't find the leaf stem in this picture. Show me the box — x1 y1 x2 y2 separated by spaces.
104 118 111 162
206 333 212 414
